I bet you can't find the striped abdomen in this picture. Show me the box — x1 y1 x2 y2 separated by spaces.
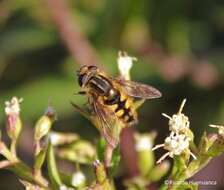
103 85 137 126
87 74 137 125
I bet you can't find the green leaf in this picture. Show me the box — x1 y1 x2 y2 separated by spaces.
198 132 211 154
207 140 224 157
109 146 121 176
47 141 62 189
97 137 107 162
171 156 187 180
0 28 56 56
147 161 170 182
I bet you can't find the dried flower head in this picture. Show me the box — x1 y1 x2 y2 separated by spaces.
162 99 190 134
5 97 23 116
117 51 137 80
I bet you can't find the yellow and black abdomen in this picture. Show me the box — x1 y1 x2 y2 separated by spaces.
104 88 137 126
86 73 137 126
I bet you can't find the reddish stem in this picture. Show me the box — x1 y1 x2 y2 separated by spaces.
46 0 101 66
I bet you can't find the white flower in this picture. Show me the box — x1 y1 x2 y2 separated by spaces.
5 97 23 116
117 51 137 80
152 99 196 164
163 113 190 134
162 99 189 134
164 132 190 156
152 132 196 164
71 171 86 188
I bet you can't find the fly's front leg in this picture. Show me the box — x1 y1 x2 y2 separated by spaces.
74 91 86 95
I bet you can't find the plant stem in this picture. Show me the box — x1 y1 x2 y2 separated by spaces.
104 144 114 169
10 139 17 157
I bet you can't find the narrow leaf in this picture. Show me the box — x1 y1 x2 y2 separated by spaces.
47 141 62 189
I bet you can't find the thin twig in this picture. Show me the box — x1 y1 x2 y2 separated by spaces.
46 0 101 66
120 127 139 177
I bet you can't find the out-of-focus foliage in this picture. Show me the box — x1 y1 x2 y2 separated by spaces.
0 0 224 189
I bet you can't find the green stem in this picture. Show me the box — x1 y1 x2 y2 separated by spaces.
10 139 17 158
7 160 50 189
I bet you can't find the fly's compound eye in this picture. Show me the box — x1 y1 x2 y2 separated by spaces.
78 74 87 87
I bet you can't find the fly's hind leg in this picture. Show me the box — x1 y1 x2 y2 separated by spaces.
134 99 145 110
70 101 91 120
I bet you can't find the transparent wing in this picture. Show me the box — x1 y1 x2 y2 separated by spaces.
115 78 162 99
92 98 120 148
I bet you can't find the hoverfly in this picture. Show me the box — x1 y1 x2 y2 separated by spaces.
75 65 161 148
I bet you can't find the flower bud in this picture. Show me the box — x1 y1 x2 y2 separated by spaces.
92 160 113 190
71 171 86 188
57 140 96 164
93 160 107 184
5 97 23 141
34 116 51 141
34 106 56 141
135 133 156 176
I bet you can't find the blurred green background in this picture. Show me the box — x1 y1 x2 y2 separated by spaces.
0 0 224 189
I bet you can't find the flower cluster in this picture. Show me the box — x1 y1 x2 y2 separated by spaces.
153 99 196 163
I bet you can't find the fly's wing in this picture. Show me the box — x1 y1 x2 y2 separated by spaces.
115 78 162 99
92 98 120 148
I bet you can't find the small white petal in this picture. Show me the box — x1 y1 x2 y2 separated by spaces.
152 144 164 151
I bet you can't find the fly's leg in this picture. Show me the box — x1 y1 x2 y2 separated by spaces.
71 101 90 121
